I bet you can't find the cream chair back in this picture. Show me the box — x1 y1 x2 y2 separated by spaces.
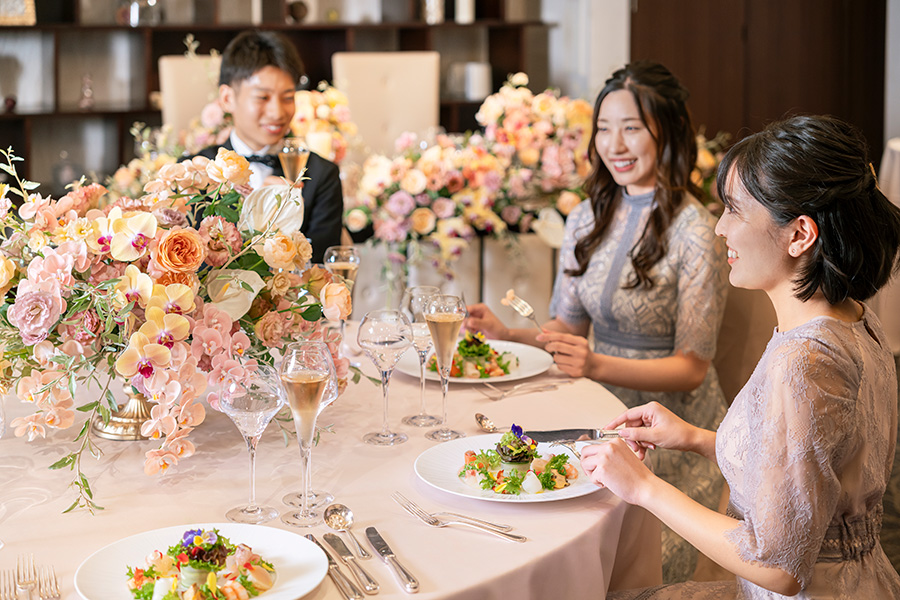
158 54 222 135
331 51 440 156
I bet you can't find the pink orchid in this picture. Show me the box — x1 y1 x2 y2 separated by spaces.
44 398 76 430
18 193 52 221
140 404 177 439
26 248 75 290
177 399 206 428
190 327 230 362
229 330 252 359
56 240 93 272
143 448 179 475
11 413 47 441
162 428 196 459
199 304 234 337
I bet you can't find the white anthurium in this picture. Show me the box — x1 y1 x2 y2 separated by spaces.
530 207 566 249
206 269 266 320
238 184 305 235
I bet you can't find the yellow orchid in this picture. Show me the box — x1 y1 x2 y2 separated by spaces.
110 211 158 262
138 306 190 348
87 206 123 255
145 283 196 315
114 265 154 309
115 331 171 379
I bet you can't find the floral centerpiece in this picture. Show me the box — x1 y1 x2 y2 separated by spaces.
0 146 351 512
692 129 731 214
291 81 358 164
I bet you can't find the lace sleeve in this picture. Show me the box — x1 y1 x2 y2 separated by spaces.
725 335 857 588
672 204 729 360
549 201 591 325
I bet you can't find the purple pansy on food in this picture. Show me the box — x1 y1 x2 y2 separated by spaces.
182 528 203 545
510 424 536 449
201 530 218 545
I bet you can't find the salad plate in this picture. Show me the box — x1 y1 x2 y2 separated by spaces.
74 522 328 600
414 433 602 503
395 340 553 384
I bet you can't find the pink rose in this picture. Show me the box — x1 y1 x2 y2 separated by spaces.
8 289 64 345
254 311 287 349
385 191 416 218
432 198 457 219
198 216 242 268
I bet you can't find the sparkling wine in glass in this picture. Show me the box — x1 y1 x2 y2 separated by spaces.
278 138 311 183
400 286 441 427
357 309 412 445
219 364 286 524
424 295 467 441
280 341 338 528
324 245 361 355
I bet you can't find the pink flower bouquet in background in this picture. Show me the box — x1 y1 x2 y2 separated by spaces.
291 81 358 165
0 146 351 512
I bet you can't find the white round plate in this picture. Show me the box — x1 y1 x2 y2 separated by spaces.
414 433 601 503
395 340 553 384
74 522 328 600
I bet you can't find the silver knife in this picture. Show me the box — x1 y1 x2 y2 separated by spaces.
324 532 380 595
305 534 363 600
365 527 419 594
525 428 621 443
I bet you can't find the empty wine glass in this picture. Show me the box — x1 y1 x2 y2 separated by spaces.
280 341 339 528
424 295 467 442
324 245 361 355
278 138 310 184
357 309 412 445
219 364 286 524
400 286 441 427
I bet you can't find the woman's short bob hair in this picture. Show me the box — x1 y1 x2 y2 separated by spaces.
717 115 900 304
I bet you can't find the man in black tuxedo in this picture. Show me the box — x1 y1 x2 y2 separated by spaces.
196 30 343 263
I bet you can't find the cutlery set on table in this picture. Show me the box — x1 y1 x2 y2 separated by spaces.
0 555 59 600
306 526 417 598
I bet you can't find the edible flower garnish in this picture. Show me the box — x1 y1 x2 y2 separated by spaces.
510 424 536 449
182 529 202 546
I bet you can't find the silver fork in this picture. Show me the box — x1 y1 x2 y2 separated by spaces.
39 567 60 600
391 493 526 542
391 492 511 531
1 570 16 600
504 294 543 331
477 381 558 401
17 554 37 600
550 438 617 460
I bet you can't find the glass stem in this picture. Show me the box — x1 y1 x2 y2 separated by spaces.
381 369 392 435
418 351 428 415
246 435 260 510
440 371 449 429
298 436 313 517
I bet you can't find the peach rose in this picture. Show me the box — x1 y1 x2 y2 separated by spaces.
156 270 201 295
400 169 428 195
267 271 293 297
262 232 297 270
299 265 333 298
154 227 207 273
0 255 17 295
320 282 352 321
254 310 287 348
206 148 251 187
556 191 583 216
409 207 436 235
345 208 369 233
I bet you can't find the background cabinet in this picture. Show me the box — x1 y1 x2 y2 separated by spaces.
0 0 550 192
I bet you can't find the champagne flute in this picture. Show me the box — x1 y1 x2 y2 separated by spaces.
324 245 361 356
278 138 310 184
357 309 412 445
218 364 285 524
280 341 339 528
424 294 467 441
400 285 441 427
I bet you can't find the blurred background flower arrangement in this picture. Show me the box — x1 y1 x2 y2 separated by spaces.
0 147 351 512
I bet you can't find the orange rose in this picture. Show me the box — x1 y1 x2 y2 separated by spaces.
409 207 436 235
156 270 200 294
320 282 352 321
556 191 583 217
262 232 298 270
299 265 333 298
155 227 207 273
206 148 251 187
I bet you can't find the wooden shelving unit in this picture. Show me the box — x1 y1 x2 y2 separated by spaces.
0 0 549 191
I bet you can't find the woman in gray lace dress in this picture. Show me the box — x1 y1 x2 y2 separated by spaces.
586 115 900 599
466 62 729 582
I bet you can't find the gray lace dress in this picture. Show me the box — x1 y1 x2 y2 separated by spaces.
550 191 729 582
611 306 900 599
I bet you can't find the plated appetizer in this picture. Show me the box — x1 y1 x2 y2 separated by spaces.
427 331 519 379
125 528 275 600
459 425 578 495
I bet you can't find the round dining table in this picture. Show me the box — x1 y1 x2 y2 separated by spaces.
0 328 662 599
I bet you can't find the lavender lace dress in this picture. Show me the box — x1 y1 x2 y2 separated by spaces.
550 191 729 582
612 307 900 599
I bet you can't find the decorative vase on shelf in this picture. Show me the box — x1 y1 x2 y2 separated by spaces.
91 379 153 441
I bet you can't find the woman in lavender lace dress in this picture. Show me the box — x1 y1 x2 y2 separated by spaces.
587 115 900 599
466 62 729 582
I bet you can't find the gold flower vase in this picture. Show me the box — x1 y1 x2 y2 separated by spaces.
91 380 152 441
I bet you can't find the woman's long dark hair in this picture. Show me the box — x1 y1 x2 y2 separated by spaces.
566 61 701 288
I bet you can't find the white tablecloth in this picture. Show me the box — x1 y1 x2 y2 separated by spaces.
0 329 661 599
874 138 900 354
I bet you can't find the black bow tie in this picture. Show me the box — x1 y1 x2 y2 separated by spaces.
244 154 280 169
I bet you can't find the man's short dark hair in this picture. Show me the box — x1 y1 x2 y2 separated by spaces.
219 30 305 88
